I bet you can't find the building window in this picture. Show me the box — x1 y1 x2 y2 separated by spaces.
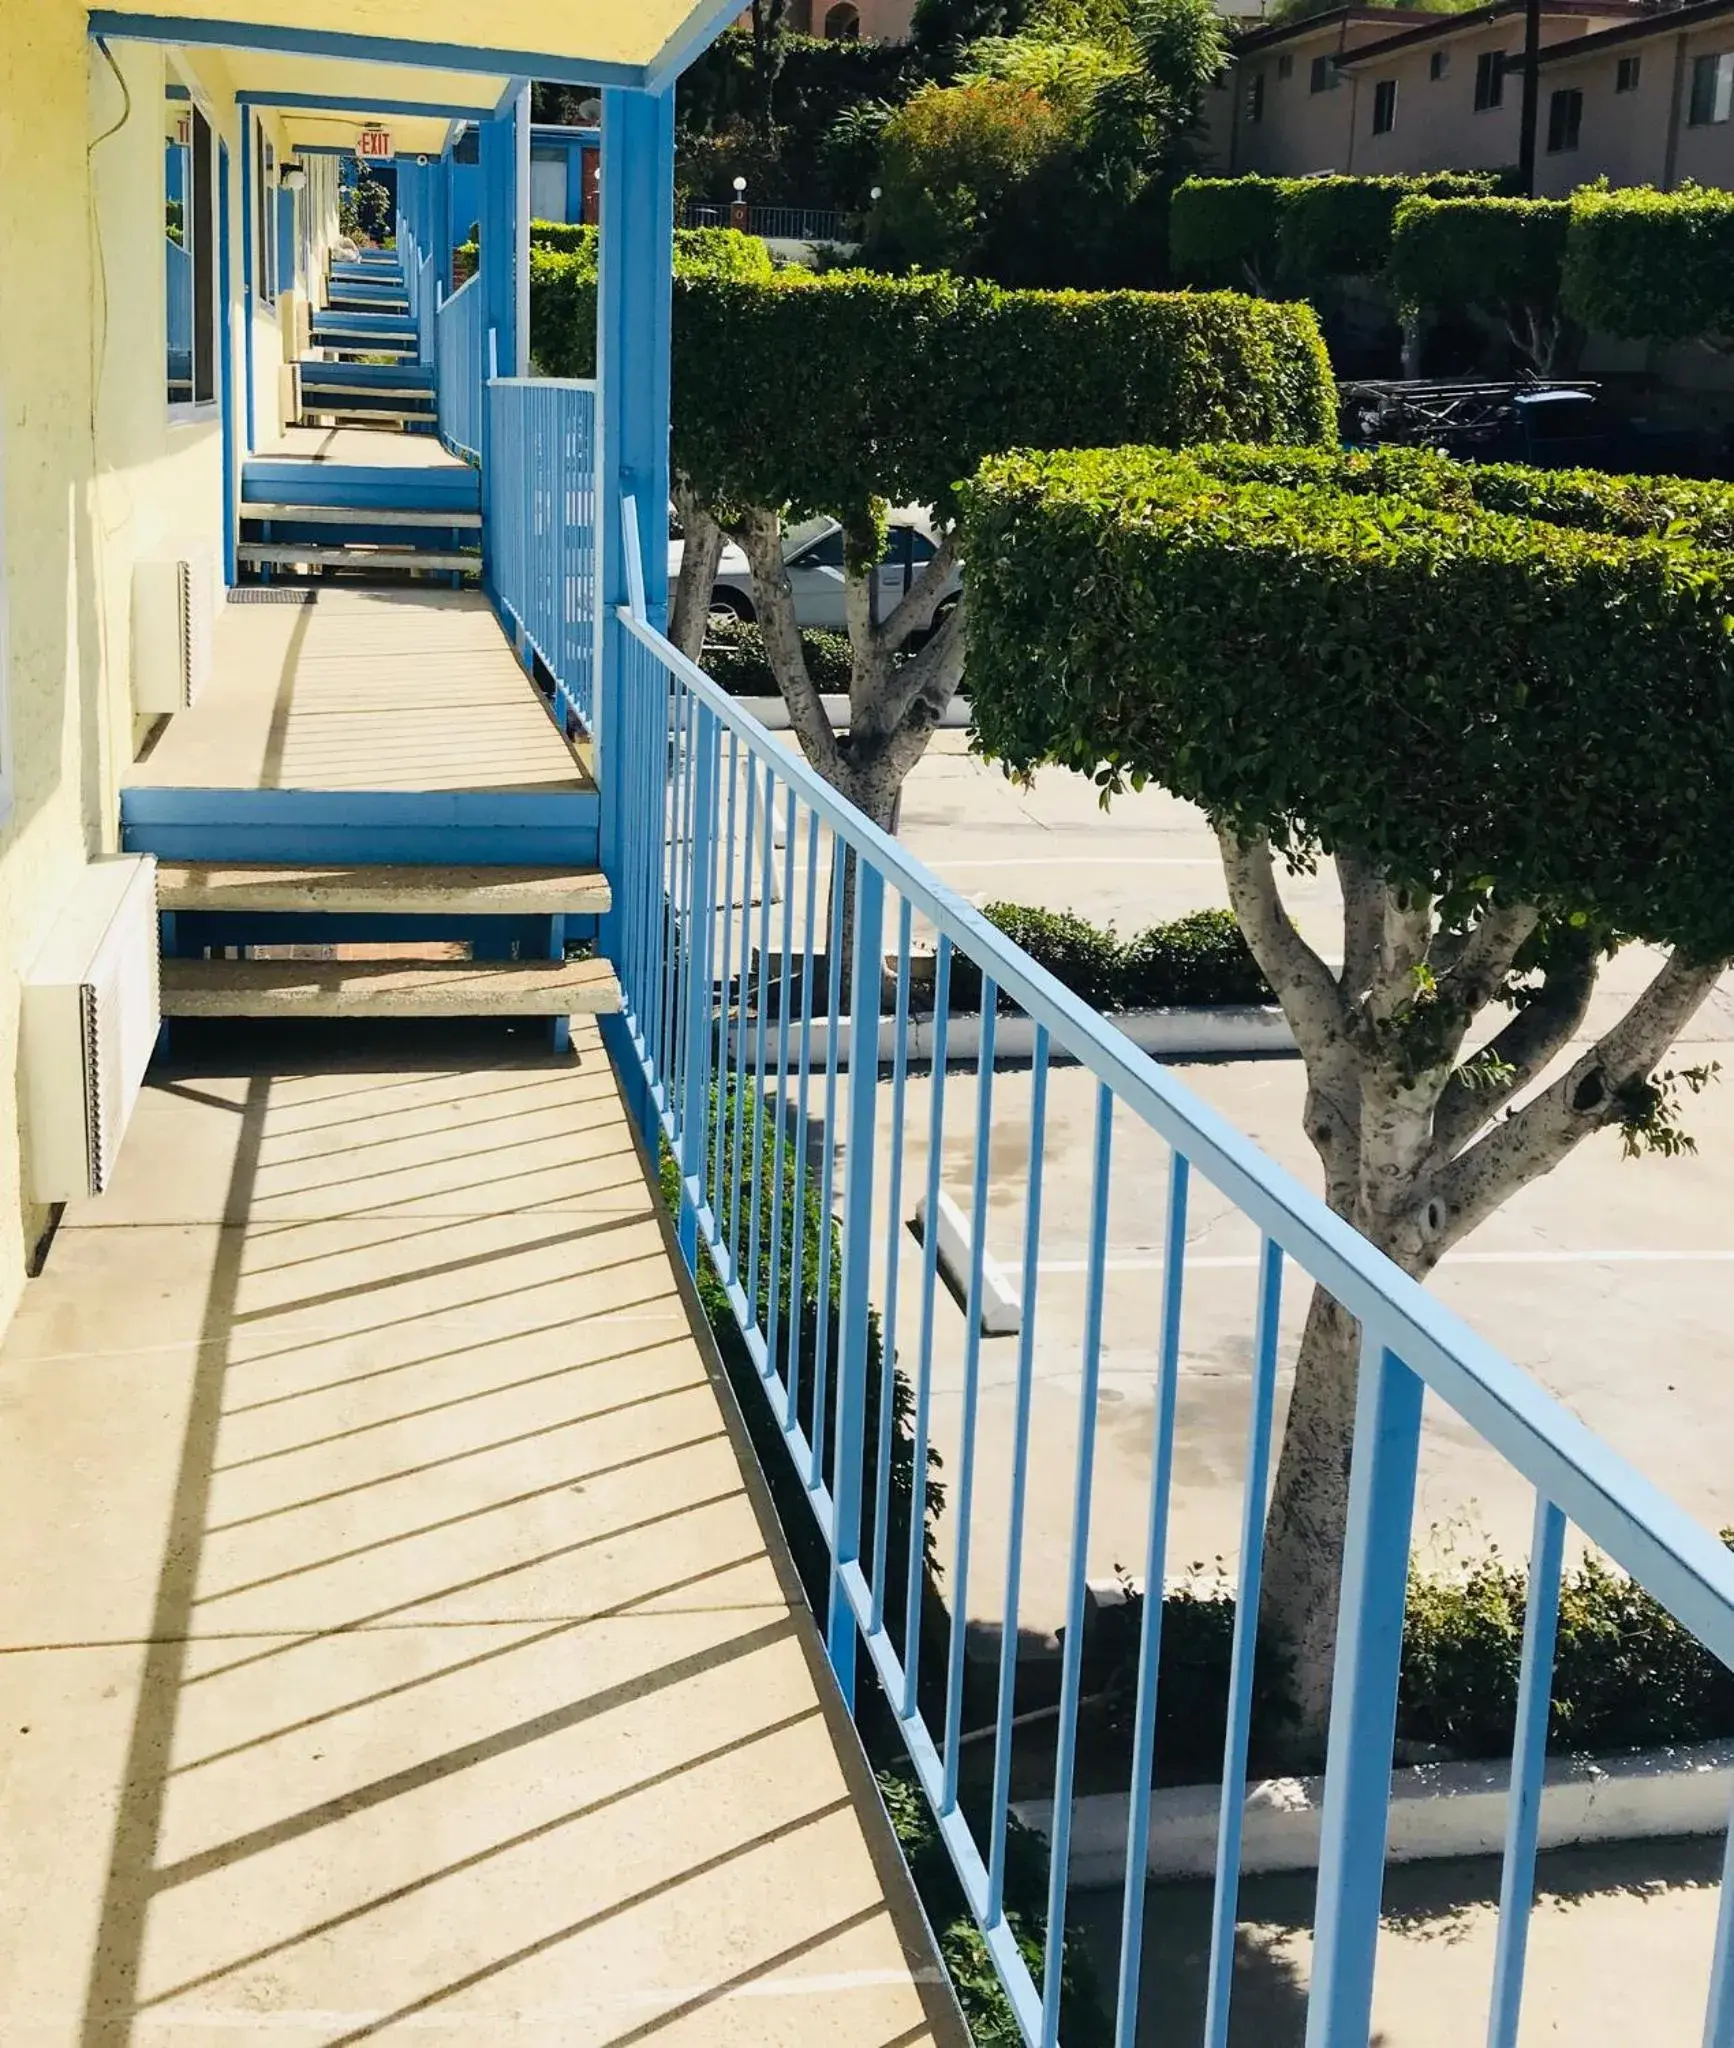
1372 77 1398 133
165 85 217 411
254 124 276 304
1276 52 1294 79
1688 51 1734 124
822 1 860 38
1615 53 1641 92
1430 49 1450 80
1474 49 1507 110
1310 53 1340 92
1546 86 1583 150
1246 69 1266 122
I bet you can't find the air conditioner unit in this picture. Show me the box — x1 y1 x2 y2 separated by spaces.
133 551 215 714
22 856 161 1202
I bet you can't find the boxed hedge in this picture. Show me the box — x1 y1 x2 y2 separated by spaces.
959 443 1734 960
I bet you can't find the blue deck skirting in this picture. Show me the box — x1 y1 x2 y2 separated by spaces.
241 462 479 512
122 787 598 867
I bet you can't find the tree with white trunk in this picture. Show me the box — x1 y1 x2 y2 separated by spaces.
961 438 1734 1753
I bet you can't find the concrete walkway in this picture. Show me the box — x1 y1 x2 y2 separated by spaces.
0 1020 957 2045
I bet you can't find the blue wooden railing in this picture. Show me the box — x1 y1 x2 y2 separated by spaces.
485 376 597 732
605 496 1734 2047
435 274 484 461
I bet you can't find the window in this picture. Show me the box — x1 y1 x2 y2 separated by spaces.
1688 50 1734 124
1430 49 1450 81
254 124 276 303
1310 53 1339 92
1277 52 1294 79
1474 49 1507 110
1372 77 1398 133
1546 85 1583 150
1246 69 1266 121
791 528 845 571
165 84 217 411
530 149 568 221
1615 53 1641 92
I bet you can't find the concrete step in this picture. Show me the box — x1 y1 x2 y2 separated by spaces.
296 383 435 402
240 503 481 529
161 955 621 1018
295 407 438 428
237 542 480 572
157 861 610 917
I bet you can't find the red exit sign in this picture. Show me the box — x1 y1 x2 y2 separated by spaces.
357 129 393 161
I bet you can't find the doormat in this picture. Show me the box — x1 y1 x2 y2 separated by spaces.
228 586 318 604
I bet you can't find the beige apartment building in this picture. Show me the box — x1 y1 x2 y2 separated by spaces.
1207 0 1733 190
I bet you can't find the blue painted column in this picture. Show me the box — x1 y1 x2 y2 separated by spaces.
219 140 236 587
477 107 519 386
595 86 675 1143
240 108 255 454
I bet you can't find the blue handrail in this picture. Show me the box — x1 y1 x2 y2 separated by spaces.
435 273 485 462
607 495 1734 2047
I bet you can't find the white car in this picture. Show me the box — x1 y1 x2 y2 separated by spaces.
669 510 961 636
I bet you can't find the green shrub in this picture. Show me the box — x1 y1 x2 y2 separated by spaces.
947 903 1271 1011
1279 171 1498 284
1170 171 1500 294
959 442 1734 960
668 270 1333 527
877 1768 1112 2046
698 617 854 696
1388 192 1568 315
1181 440 1734 551
1168 174 1288 292
530 225 775 379
660 1082 941 1644
1564 183 1734 344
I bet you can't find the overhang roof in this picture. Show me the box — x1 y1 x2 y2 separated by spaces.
1537 0 1734 60
1335 0 1637 65
87 0 744 91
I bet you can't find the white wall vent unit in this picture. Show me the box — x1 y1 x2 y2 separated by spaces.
133 551 215 714
22 856 161 1202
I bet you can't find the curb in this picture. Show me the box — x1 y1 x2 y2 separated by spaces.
729 693 971 733
1012 1739 1734 1886
722 1005 1295 1071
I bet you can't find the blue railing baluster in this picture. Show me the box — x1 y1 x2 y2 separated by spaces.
763 790 799 1381
1042 1083 1115 2047
1309 1335 1426 2048
988 1021 1050 1924
1705 1823 1734 2048
714 729 741 1253
903 936 952 1721
942 986 997 1815
787 809 822 1444
1487 1492 1566 2048
870 898 916 1639
1203 1230 1285 2048
1115 1150 1193 2047
809 843 848 1492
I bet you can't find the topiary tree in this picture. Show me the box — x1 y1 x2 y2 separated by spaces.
960 438 1734 1753
1563 183 1734 350
1169 174 1288 294
1389 192 1572 372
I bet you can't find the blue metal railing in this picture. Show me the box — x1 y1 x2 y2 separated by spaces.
486 375 597 733
435 274 485 461
607 496 1734 2047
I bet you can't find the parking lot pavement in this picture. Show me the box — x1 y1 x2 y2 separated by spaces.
1070 1834 1724 2047
846 737 1734 1635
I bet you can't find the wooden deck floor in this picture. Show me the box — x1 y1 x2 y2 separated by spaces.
0 1021 959 2045
128 590 591 798
255 426 470 469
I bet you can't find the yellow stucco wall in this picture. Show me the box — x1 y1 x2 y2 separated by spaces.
0 17 291 1335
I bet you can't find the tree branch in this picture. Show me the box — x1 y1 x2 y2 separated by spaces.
741 507 845 785
670 478 725 664
1428 924 1597 1164
1432 949 1725 1254
1337 851 1384 1005
880 530 962 654
1216 827 1350 1063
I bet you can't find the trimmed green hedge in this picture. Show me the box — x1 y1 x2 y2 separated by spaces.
1169 171 1498 292
1388 192 1569 319
699 617 854 696
529 225 775 379
948 904 1271 1011
664 271 1333 532
1564 183 1734 343
959 442 1734 960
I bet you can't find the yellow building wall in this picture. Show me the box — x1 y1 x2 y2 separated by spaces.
0 13 258 1337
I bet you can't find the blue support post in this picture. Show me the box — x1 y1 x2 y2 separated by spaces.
1307 1337 1426 2047
218 140 236 587
240 107 255 454
477 107 519 397
595 87 675 1141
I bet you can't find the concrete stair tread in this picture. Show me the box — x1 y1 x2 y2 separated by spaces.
296 408 440 427
157 861 610 916
237 543 480 571
162 956 620 1018
240 503 481 528
295 384 434 400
